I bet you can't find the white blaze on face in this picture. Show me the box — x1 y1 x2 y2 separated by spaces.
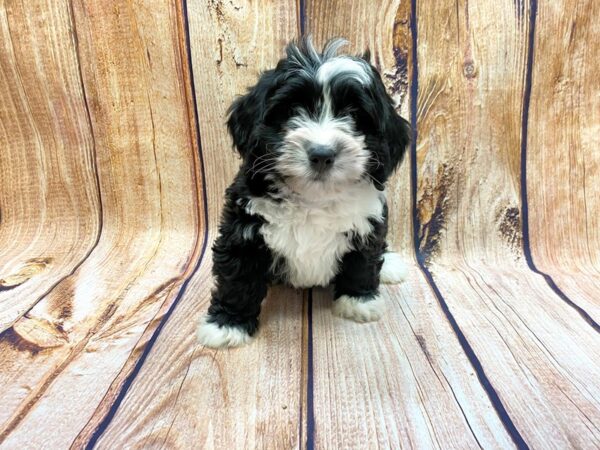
316 56 371 124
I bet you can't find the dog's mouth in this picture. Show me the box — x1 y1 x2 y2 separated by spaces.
308 172 333 184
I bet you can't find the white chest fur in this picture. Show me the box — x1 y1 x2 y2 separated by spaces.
246 181 385 288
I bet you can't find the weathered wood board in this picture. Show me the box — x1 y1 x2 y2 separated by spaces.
413 0 526 265
0 0 598 448
89 1 306 448
312 276 514 449
527 0 599 272
0 0 100 332
94 257 305 449
0 0 202 447
428 263 600 448
525 0 600 323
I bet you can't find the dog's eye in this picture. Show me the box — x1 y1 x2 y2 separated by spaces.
264 79 319 128
331 83 378 131
341 105 377 132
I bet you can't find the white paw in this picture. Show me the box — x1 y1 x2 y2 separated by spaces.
332 295 384 323
197 316 253 348
380 252 408 284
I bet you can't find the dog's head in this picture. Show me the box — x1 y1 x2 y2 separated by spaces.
227 38 410 195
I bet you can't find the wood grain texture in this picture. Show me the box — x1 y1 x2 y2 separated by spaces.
312 270 514 449
414 0 527 265
525 0 600 320
0 0 599 447
0 0 100 331
90 1 305 448
0 0 202 447
304 1 600 448
412 0 600 447
428 263 600 448
94 256 304 449
527 0 599 273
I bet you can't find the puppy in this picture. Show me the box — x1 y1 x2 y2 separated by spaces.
197 38 410 348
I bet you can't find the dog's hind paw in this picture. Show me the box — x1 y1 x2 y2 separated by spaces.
380 252 408 284
332 295 385 323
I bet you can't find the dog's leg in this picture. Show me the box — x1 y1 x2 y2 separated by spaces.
197 269 268 348
197 237 271 349
332 249 385 323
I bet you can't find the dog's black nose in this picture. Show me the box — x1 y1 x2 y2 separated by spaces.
308 145 335 172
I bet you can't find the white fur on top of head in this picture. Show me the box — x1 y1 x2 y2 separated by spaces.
317 57 371 86
286 36 349 67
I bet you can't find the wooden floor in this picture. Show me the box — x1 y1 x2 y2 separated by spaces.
1 0 599 448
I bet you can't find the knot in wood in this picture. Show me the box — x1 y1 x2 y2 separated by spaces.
463 60 477 79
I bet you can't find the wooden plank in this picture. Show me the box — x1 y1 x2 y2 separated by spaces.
427 263 600 448
94 257 305 449
525 0 600 316
312 268 514 449
527 0 599 271
305 1 515 448
412 0 600 447
0 0 100 330
0 0 202 447
414 0 526 265
90 1 304 447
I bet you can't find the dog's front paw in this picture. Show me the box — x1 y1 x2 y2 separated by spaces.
380 252 408 284
332 295 384 323
197 316 253 348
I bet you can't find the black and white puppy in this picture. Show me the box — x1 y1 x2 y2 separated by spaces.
198 38 411 348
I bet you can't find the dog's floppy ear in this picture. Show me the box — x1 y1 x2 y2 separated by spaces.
369 70 411 189
227 90 261 158
370 113 410 190
384 113 411 174
361 48 371 63
227 70 275 157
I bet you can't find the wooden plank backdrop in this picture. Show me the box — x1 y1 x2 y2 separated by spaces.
0 0 203 447
86 1 304 449
0 0 101 333
0 0 598 449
